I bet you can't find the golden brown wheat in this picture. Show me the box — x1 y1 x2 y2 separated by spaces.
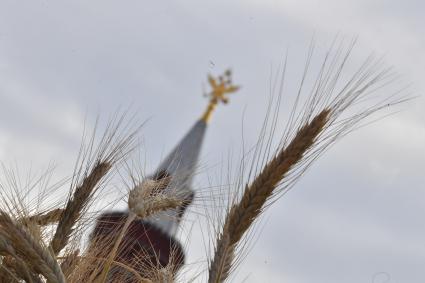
0 211 66 283
128 177 183 219
208 109 330 283
50 162 111 256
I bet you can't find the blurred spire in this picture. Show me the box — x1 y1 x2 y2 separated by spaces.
91 70 239 280
150 70 239 235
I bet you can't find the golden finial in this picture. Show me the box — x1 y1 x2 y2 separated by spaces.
201 69 240 123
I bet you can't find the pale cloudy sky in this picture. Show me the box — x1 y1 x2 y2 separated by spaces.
0 1 424 283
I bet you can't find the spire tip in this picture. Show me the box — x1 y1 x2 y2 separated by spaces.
201 69 240 123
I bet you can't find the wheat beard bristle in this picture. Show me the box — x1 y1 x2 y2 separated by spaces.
50 161 111 256
208 109 330 283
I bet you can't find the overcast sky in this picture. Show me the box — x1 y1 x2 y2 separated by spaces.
0 1 424 282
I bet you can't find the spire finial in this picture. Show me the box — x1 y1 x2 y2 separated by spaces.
201 69 240 123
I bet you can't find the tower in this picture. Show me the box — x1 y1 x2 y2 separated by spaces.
90 70 239 281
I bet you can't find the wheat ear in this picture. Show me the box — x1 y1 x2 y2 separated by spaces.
0 211 66 283
128 177 183 219
96 177 182 283
50 161 111 256
208 109 330 283
0 256 36 283
0 235 31 282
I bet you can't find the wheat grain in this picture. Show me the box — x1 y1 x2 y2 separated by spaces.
28 209 64 226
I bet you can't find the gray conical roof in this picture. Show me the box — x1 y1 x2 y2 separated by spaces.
146 70 239 236
155 119 207 190
146 119 207 235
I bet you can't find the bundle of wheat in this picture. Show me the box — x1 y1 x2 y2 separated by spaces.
0 39 407 283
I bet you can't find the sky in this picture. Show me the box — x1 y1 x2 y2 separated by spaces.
0 1 424 282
